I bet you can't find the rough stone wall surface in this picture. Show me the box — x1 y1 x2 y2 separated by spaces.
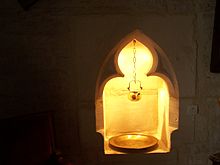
0 0 219 165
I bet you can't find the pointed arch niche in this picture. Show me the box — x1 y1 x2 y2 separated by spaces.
95 30 179 154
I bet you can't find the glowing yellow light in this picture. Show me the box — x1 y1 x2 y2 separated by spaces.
160 89 166 98
102 39 171 153
118 40 153 80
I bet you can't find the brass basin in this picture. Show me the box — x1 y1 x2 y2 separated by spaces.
109 134 158 150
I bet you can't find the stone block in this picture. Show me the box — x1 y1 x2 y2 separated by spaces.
195 0 216 12
189 153 209 165
194 99 209 141
178 143 209 165
195 114 209 142
173 98 195 144
207 98 220 152
167 0 194 14
197 12 220 97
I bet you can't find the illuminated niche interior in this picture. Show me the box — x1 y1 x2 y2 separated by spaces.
95 31 179 154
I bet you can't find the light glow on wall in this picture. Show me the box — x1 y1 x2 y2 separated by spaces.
102 40 171 154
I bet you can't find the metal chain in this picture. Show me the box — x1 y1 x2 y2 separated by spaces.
133 39 137 83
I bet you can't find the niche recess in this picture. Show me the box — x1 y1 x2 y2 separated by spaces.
95 30 179 154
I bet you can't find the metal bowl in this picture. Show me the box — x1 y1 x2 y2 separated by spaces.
109 134 158 150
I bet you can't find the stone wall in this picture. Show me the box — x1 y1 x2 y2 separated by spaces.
0 0 219 165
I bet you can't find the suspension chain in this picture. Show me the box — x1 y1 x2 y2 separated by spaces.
133 39 137 83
